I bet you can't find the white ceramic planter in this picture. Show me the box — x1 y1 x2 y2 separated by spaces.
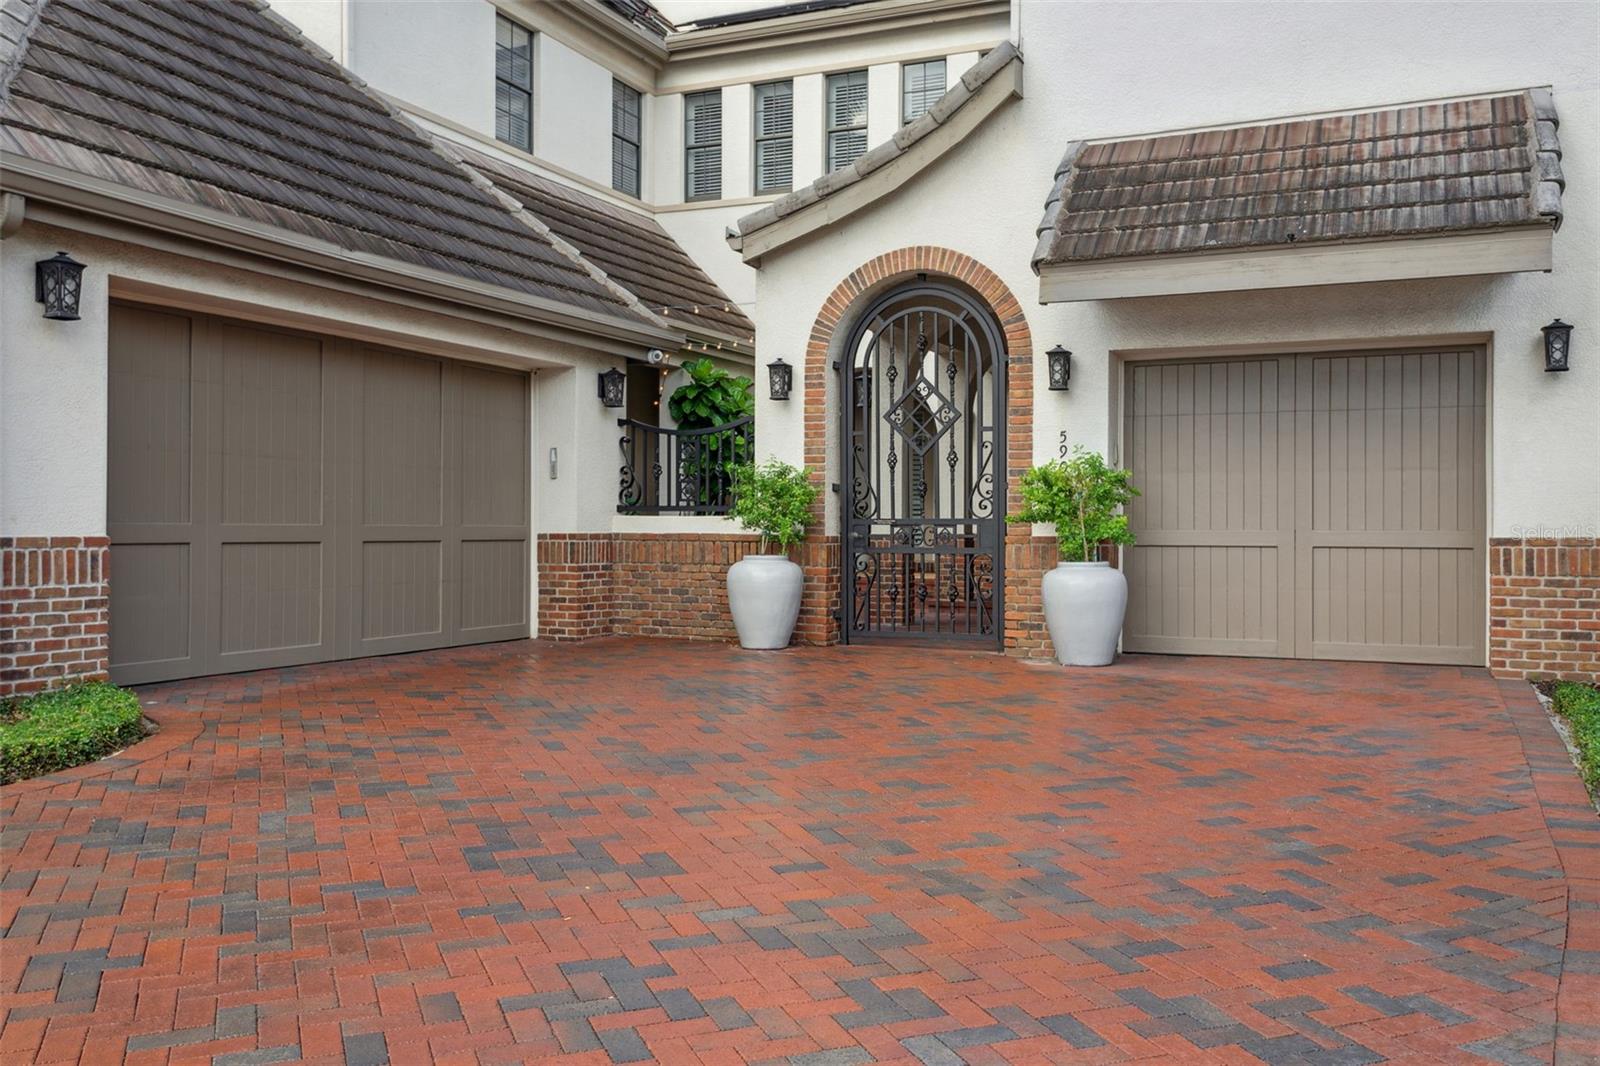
727 554 803 649
1042 561 1128 667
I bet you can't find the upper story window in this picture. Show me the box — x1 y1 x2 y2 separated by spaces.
825 70 868 173
495 16 534 151
902 59 946 124
612 80 642 197
753 80 793 194
684 90 722 201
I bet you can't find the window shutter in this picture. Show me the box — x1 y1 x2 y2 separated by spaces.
902 59 946 124
826 71 868 172
827 71 868 131
753 81 793 193
684 90 722 200
612 80 642 196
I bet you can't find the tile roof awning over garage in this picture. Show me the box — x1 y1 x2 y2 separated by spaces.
0 0 680 351
1032 90 1565 303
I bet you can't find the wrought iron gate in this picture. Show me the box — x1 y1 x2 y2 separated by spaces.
839 283 1006 645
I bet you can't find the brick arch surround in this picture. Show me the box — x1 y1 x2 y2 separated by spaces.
797 247 1056 654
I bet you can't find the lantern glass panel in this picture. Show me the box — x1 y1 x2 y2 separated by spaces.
1046 346 1071 391
767 359 792 401
1542 319 1572 372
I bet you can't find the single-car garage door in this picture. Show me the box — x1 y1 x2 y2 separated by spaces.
107 303 530 684
1122 349 1485 665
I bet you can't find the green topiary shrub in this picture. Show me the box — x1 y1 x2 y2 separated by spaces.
729 459 818 554
1551 680 1600 795
1007 446 1139 562
0 682 145 785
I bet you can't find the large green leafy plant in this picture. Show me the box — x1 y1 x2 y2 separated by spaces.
730 460 818 554
668 357 754 428
669 358 755 503
1007 447 1139 562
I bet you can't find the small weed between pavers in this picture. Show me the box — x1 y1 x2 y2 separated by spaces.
0 682 145 785
1541 679 1600 801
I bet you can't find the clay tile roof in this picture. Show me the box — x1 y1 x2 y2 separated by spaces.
455 144 754 343
0 0 658 327
1033 90 1565 269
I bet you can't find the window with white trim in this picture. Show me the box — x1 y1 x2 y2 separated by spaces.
825 70 868 172
902 59 946 124
753 80 793 194
684 90 722 201
612 80 642 197
495 16 533 151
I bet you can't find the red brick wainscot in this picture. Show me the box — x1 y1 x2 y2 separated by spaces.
538 533 840 645
806 247 1054 656
0 536 111 698
1490 536 1600 680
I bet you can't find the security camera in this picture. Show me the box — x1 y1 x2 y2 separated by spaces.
645 348 666 365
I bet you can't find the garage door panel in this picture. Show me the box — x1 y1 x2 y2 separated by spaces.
1125 542 1282 655
461 540 528 633
360 541 443 641
1124 356 1294 657
108 544 190 673
1126 349 1485 666
363 351 443 527
460 365 529 528
108 307 192 527
219 542 325 655
218 324 323 527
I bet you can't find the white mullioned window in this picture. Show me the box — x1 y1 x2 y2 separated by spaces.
753 80 793 194
825 69 868 172
495 15 533 151
684 90 722 201
612 80 642 197
902 58 946 124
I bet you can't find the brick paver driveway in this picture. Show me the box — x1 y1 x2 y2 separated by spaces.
3 640 1597 1065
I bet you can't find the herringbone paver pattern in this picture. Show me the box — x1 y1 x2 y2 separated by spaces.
1 640 1592 1064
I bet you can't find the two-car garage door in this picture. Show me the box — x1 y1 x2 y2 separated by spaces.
107 304 530 684
1122 349 1486 665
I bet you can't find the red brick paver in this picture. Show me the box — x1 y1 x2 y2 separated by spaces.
2 640 1594 1065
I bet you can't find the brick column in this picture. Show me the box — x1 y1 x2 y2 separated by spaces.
1489 537 1600 680
1 537 111 698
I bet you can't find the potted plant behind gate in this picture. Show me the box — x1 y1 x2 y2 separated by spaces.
726 460 819 649
1008 447 1139 666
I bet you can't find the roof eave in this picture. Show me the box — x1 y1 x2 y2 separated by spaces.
3 152 683 352
668 0 1006 58
1036 226 1556 304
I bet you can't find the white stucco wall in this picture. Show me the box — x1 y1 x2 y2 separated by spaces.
747 0 1600 539
537 33 626 191
349 0 496 134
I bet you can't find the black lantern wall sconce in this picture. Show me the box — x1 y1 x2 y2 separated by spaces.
1046 345 1071 391
35 251 85 321
1542 319 1573 373
767 358 792 401
598 366 626 407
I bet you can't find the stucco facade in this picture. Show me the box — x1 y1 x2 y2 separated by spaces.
1 0 1595 690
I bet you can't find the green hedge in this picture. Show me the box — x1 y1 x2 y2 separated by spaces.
1551 680 1600 796
0 682 145 785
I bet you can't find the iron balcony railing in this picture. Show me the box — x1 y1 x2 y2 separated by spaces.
617 416 754 515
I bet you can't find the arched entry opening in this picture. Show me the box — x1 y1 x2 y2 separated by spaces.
838 281 1007 645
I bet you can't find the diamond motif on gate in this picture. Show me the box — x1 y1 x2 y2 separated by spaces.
885 378 960 456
